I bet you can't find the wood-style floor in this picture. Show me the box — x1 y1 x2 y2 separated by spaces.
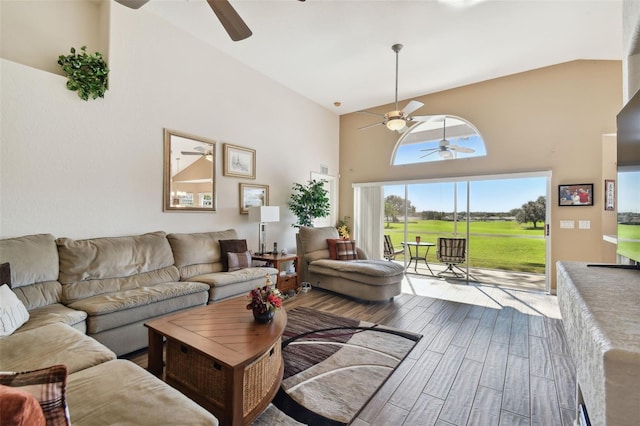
124 277 575 426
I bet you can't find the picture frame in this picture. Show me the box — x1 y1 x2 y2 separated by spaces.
604 179 615 211
558 183 594 206
223 143 256 179
239 183 269 214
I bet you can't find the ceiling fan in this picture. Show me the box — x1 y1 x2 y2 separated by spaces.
114 0 253 41
181 146 213 161
420 117 476 159
358 44 429 133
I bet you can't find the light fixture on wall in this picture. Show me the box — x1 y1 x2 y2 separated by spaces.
248 206 280 255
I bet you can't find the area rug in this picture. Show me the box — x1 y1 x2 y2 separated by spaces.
260 307 422 426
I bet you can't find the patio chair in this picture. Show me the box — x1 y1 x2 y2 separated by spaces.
437 237 467 278
383 235 404 261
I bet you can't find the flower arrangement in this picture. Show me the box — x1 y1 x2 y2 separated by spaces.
246 277 283 315
337 216 351 239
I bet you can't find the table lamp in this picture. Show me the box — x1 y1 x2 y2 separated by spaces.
248 206 280 255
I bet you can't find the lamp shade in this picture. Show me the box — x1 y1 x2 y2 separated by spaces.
248 206 280 223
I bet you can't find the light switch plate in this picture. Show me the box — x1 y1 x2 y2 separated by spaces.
560 220 575 229
579 220 590 229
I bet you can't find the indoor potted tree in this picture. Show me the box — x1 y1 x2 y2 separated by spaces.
288 179 330 228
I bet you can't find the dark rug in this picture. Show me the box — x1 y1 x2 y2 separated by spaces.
259 307 422 426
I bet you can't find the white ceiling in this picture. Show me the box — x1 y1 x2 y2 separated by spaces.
142 0 623 114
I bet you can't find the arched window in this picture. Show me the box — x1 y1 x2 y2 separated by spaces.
392 115 486 165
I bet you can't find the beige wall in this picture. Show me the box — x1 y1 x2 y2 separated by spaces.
0 2 339 254
339 60 622 290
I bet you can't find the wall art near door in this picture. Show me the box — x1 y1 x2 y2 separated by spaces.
223 144 256 179
604 179 615 211
240 183 269 214
558 183 594 206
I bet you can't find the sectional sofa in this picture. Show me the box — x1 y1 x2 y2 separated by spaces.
0 228 278 425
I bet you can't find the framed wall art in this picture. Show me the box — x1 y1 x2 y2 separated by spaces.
223 143 256 179
239 183 269 214
604 179 615 211
558 183 594 206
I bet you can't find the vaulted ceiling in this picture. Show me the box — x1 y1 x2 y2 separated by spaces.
141 0 623 114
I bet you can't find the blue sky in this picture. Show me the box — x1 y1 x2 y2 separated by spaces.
385 172 640 213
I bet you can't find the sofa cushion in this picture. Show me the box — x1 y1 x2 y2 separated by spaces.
228 251 251 272
0 384 46 426
0 322 116 374
67 282 209 334
219 239 248 271
309 259 405 286
66 360 218 425
14 303 87 334
0 365 70 426
57 232 180 303
0 234 59 290
0 284 30 336
167 229 238 279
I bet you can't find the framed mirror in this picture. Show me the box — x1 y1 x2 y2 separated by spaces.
163 129 216 211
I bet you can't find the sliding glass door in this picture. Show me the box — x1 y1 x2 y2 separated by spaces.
377 173 548 291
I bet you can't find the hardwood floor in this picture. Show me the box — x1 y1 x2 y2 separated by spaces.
124 277 575 426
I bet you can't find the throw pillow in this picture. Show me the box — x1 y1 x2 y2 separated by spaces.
0 284 29 336
219 239 248 271
1 262 11 288
0 384 46 426
228 251 252 272
326 239 339 260
0 365 70 426
335 240 358 261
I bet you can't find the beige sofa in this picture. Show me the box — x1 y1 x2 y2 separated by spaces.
0 322 217 425
296 226 404 302
0 229 278 356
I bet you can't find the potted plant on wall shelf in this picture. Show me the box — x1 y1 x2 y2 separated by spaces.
288 179 330 228
57 46 109 101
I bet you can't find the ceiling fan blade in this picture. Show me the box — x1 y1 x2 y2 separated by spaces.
419 150 438 159
114 0 150 9
357 110 386 118
207 0 252 41
408 115 445 123
359 122 384 130
401 100 424 116
181 151 204 155
449 146 475 153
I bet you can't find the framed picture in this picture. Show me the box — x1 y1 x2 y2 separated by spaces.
604 179 615 211
223 143 255 179
239 183 269 214
558 183 594 206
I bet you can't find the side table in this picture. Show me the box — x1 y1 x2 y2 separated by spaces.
251 253 300 293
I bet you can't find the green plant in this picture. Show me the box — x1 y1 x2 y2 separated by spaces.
57 46 109 101
336 216 351 238
288 179 330 228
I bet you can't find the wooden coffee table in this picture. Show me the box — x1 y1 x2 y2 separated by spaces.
145 297 287 426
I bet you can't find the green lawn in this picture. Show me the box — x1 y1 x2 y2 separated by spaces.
385 219 546 273
617 223 640 262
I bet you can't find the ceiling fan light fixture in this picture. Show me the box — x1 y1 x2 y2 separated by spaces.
439 149 453 159
387 118 406 131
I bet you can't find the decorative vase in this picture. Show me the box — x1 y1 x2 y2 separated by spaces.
253 310 275 323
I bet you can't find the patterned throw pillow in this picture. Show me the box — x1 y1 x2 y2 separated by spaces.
219 239 248 271
0 365 70 426
326 239 339 260
0 284 29 336
335 240 357 260
228 251 252 272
